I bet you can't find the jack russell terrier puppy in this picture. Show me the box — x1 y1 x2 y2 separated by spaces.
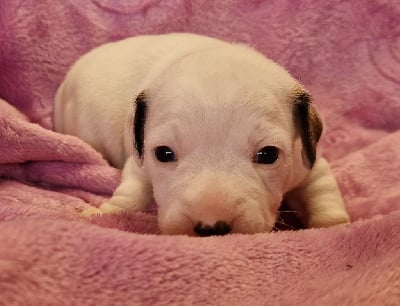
54 33 350 236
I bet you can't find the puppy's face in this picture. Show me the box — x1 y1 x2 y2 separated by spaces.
134 48 321 236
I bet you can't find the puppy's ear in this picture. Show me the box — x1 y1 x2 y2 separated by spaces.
293 86 323 168
133 91 147 161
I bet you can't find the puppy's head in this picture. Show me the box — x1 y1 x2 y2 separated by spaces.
133 46 322 236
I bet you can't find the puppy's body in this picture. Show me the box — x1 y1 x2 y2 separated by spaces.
55 33 350 235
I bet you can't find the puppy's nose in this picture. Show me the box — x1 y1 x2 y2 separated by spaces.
194 221 231 237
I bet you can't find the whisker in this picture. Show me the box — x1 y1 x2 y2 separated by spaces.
266 221 280 232
271 225 280 231
274 214 297 230
275 220 296 229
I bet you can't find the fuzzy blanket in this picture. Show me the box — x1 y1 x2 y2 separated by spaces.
1 0 399 305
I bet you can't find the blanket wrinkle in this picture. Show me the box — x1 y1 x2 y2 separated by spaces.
0 0 399 305
0 99 106 165
0 213 399 305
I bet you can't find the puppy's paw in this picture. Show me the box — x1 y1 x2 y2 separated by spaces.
98 202 127 214
80 207 104 217
80 202 126 217
307 211 350 228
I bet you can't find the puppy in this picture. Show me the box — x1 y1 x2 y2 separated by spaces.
54 33 350 236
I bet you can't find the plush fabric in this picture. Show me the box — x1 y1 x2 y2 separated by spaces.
0 0 399 304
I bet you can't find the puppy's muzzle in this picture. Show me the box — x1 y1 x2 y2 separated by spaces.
194 221 232 236
181 171 253 236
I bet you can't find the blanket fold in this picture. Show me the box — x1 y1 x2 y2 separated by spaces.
0 213 399 305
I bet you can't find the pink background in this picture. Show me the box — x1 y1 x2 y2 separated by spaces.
0 0 399 304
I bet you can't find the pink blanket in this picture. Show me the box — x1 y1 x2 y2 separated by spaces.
1 0 399 304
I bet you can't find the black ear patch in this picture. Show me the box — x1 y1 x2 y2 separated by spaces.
293 88 323 168
133 91 147 159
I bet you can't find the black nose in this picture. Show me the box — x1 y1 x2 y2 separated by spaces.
194 221 231 237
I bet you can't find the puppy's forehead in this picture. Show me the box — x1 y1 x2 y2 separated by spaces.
148 86 295 135
145 46 300 138
147 89 290 132
149 44 298 107
156 72 294 109
145 90 294 154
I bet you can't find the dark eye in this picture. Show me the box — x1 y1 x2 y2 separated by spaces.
254 146 279 164
155 146 176 162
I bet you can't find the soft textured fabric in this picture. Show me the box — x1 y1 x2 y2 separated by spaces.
0 0 399 305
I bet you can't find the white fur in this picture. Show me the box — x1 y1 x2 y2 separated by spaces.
54 33 350 235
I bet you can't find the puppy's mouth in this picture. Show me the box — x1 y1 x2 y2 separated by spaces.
160 209 274 237
159 204 304 236
158 181 280 236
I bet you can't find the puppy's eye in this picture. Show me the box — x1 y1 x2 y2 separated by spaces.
155 146 176 162
254 146 279 164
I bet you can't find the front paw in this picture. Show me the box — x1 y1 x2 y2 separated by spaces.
80 202 126 217
80 207 104 217
97 201 126 214
307 211 350 228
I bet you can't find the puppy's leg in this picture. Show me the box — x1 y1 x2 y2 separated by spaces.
285 157 350 228
81 155 152 216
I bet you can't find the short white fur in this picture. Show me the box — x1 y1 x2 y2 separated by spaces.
54 33 350 235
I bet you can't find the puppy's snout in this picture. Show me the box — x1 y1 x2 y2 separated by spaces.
194 221 231 237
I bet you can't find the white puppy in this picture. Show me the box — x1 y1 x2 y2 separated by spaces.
54 33 350 236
